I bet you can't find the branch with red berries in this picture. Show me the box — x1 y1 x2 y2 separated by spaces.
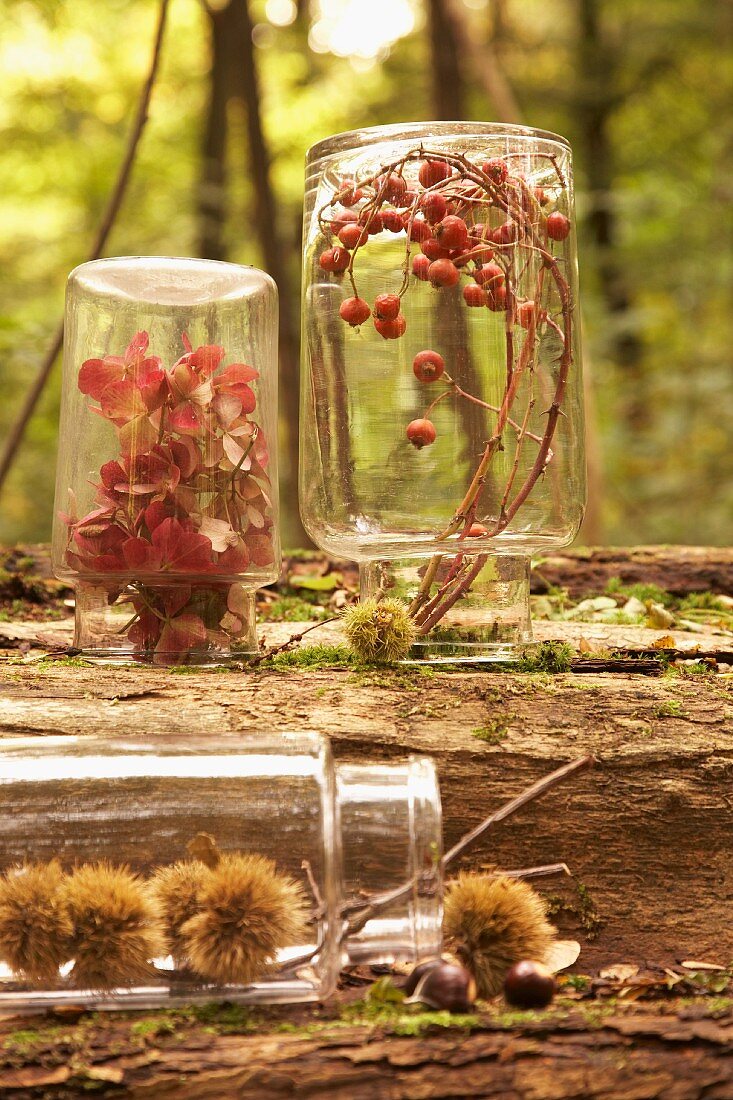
316 144 574 636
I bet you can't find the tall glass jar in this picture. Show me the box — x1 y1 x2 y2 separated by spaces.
0 732 441 1012
300 123 586 660
51 257 279 665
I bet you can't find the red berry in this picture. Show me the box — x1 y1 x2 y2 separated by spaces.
379 172 407 205
487 285 508 311
420 192 448 224
428 258 459 288
463 284 488 308
422 238 451 261
534 187 548 206
330 209 357 233
435 215 469 251
492 221 518 246
413 350 445 383
406 418 436 448
374 314 407 339
339 296 371 326
517 301 536 329
412 254 430 281
468 236 494 264
338 180 363 207
407 216 432 243
547 211 571 240
467 522 487 537
401 188 419 209
319 246 350 273
381 208 404 233
504 961 555 1010
338 223 367 249
373 293 401 321
482 158 508 184
359 209 383 234
419 159 451 188
474 262 504 289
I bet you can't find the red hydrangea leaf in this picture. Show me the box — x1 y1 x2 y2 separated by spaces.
121 537 163 571
129 607 162 650
78 358 123 399
125 331 150 359
160 585 192 618
212 393 242 429
216 541 250 572
155 611 208 662
118 416 158 456
100 380 148 421
188 345 225 375
100 461 126 490
151 517 215 571
168 438 200 480
226 384 256 415
216 363 259 386
169 401 204 436
245 531 274 567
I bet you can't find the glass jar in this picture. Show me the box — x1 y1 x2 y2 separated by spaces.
300 123 586 660
51 257 279 665
0 732 441 1011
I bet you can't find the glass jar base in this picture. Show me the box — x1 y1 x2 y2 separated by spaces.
72 581 258 666
360 554 532 665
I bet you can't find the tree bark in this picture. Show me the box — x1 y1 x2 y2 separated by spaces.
196 6 233 261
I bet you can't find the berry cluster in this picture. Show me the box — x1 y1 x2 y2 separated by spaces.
61 331 274 663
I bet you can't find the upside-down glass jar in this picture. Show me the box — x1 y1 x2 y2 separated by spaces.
0 732 441 1012
300 123 586 660
51 257 279 665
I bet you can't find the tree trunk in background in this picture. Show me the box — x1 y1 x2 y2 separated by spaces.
576 0 647 431
196 0 307 548
197 6 233 261
428 0 464 119
232 0 306 547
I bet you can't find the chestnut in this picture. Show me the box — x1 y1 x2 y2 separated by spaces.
411 962 477 1013
403 957 444 997
503 960 555 1009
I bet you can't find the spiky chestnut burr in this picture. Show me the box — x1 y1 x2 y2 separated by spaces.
147 860 208 964
180 853 308 986
0 861 72 982
343 597 416 664
443 873 555 998
62 861 166 990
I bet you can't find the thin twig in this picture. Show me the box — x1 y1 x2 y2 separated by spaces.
0 0 171 496
248 616 339 666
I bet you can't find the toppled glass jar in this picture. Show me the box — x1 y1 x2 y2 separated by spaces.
0 732 441 1011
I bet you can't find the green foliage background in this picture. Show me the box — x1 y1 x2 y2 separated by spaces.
1 0 731 547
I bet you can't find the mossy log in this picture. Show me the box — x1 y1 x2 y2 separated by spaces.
0 545 732 1097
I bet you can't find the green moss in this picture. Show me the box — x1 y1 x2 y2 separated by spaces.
517 641 574 674
32 655 93 670
262 596 329 622
472 716 512 744
269 644 357 670
188 1002 259 1033
653 699 687 718
547 880 603 940
130 1016 178 1039
605 578 675 607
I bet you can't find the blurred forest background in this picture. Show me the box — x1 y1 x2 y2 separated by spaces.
0 0 731 550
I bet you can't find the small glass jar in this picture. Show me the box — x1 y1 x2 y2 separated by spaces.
51 257 279 665
300 123 586 660
0 732 441 1011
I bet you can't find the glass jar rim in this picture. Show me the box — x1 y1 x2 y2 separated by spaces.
306 120 570 166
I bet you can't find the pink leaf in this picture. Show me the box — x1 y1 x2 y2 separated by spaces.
168 401 204 436
246 531 274 567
